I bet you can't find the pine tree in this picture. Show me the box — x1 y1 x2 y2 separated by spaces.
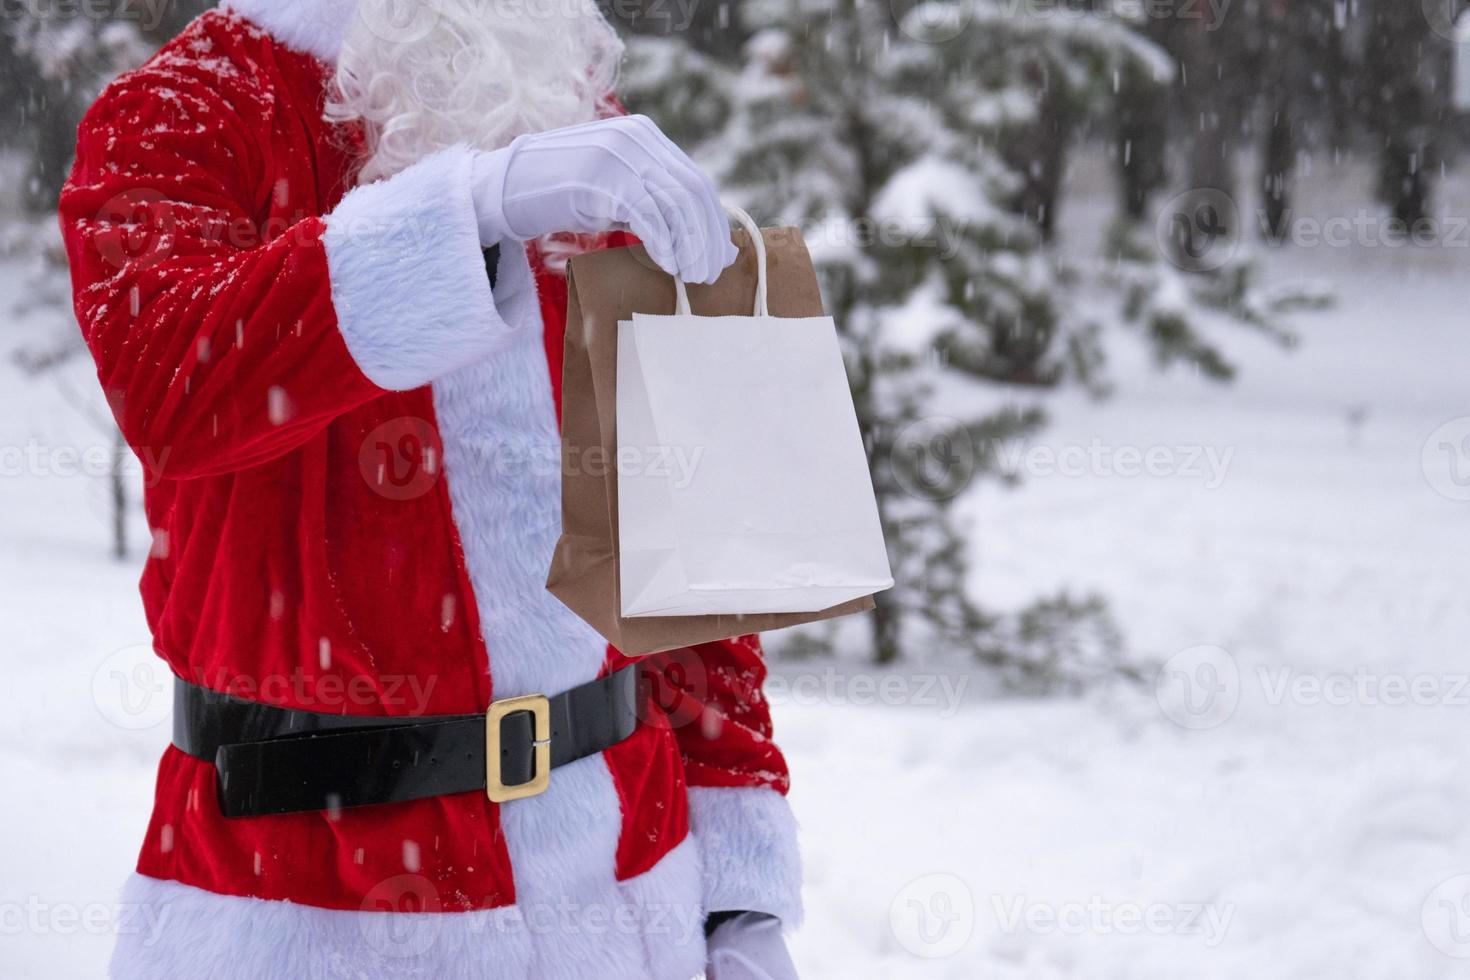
623 0 1323 683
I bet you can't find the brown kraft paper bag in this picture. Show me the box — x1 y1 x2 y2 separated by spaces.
546 226 876 657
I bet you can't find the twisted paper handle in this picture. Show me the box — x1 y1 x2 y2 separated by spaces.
673 205 770 318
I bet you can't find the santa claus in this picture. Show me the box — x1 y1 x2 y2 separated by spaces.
59 0 801 977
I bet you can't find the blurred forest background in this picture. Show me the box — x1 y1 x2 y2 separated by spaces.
0 0 1464 679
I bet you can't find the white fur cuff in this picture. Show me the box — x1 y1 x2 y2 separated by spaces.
688 786 803 927
324 145 523 392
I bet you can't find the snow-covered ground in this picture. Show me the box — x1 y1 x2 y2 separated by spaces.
4 159 1470 978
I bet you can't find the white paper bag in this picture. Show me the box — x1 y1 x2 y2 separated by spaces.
617 207 894 618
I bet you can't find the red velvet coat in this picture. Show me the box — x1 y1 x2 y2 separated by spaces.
61 5 800 978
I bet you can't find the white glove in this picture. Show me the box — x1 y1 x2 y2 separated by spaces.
706 913 799 980
470 115 738 284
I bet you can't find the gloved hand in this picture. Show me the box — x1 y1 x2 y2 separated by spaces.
706 912 799 980
470 115 738 284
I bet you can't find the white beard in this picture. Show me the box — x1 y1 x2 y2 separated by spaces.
326 0 624 182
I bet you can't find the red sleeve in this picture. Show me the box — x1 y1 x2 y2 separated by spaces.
58 59 383 480
648 634 790 793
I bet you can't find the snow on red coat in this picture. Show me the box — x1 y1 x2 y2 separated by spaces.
58 3 800 977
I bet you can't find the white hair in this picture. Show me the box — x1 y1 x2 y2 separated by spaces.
326 0 624 182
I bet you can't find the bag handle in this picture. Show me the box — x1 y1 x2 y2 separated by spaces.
673 205 770 318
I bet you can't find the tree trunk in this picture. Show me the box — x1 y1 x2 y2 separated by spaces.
111 429 128 561
1166 12 1245 201
1116 86 1168 221
1010 63 1075 242
1363 0 1444 228
1378 138 1431 227
24 92 81 214
1262 96 1294 242
1189 101 1238 196
870 588 902 666
849 353 903 667
1114 20 1171 221
838 58 910 666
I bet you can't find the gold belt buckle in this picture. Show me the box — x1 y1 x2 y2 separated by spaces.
485 694 551 803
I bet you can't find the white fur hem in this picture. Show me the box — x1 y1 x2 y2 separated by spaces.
109 837 706 980
323 145 525 392
688 786 804 927
220 0 358 62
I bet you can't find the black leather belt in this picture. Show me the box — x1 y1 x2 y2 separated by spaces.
173 668 642 818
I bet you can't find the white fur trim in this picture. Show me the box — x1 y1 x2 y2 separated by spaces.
323 145 522 391
429 281 609 698
220 0 358 62
688 786 804 927
430 246 678 971
110 838 705 980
